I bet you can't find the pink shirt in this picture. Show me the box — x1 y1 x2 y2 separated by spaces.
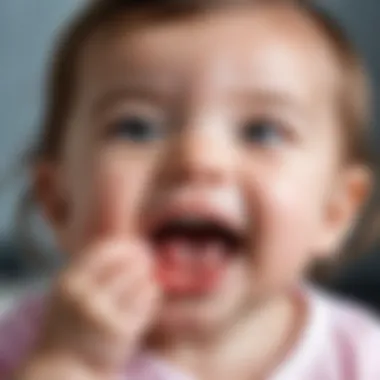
1 287 380 380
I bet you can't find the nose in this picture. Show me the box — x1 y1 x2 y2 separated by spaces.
162 124 236 187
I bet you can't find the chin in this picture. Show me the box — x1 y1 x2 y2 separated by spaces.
149 295 242 342
161 301 214 329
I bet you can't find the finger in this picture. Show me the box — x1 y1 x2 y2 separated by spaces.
95 157 143 240
117 281 161 330
97 254 152 303
92 271 159 333
72 239 149 283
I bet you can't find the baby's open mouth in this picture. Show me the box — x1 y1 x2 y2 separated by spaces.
148 211 246 294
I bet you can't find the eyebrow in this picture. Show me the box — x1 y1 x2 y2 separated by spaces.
230 88 305 112
92 82 307 120
92 80 176 115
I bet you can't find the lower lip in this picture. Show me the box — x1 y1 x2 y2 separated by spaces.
156 264 225 295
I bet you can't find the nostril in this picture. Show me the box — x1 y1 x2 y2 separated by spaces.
162 131 234 186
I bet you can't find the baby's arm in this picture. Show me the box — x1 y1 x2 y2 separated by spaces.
4 240 159 380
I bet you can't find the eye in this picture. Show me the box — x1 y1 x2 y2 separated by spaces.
107 116 164 143
240 119 285 146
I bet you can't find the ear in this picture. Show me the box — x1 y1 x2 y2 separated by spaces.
315 164 372 258
33 161 69 237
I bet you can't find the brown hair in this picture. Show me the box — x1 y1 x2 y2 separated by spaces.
17 0 377 271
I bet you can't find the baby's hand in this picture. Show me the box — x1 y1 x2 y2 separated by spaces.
27 239 160 379
14 167 160 380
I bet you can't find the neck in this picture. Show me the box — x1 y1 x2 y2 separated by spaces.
146 291 305 380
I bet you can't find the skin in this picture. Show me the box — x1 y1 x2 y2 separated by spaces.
20 4 370 380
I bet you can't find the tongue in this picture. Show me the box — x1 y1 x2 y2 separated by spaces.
155 238 226 294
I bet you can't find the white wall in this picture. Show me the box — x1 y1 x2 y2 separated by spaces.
0 0 84 237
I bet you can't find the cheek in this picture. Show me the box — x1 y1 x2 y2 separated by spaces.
64 149 157 252
244 164 329 289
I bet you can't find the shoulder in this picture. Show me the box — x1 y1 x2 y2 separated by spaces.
308 287 380 378
315 288 380 338
0 293 46 378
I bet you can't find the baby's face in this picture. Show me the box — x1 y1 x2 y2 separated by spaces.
44 5 366 336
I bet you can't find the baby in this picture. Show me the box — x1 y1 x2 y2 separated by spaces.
1 0 380 379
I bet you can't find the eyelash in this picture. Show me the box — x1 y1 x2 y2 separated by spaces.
105 114 292 148
239 118 290 146
106 115 166 142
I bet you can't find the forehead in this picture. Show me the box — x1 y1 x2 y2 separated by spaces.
76 5 342 109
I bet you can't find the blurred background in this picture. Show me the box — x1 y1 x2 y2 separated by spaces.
1 0 380 314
